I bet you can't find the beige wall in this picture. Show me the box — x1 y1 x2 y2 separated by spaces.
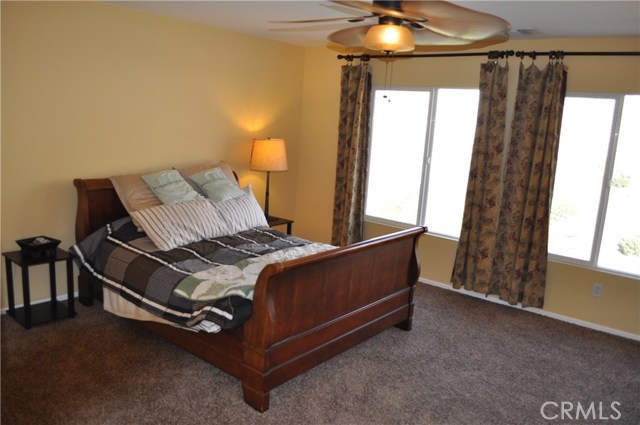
295 47 342 243
1 2 304 305
2 2 638 336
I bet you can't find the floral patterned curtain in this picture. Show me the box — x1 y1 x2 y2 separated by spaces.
451 61 509 293
493 61 568 307
331 60 372 246
452 58 567 309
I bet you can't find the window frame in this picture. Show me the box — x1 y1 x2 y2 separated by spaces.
364 87 639 278
364 86 476 241
548 92 638 278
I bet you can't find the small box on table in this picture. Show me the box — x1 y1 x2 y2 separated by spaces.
16 236 61 260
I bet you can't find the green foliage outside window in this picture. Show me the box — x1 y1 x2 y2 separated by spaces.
617 235 640 257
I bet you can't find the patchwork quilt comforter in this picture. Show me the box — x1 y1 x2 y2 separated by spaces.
70 217 333 331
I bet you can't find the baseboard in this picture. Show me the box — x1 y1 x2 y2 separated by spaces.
0 292 79 315
5 284 638 342
420 278 640 342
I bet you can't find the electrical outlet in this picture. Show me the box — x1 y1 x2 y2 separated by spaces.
592 283 603 297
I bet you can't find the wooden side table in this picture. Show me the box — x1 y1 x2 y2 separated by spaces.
267 216 294 235
2 248 75 329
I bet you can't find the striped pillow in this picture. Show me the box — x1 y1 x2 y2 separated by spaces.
131 198 229 251
213 185 268 234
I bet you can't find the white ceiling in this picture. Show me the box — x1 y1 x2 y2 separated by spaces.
112 1 640 47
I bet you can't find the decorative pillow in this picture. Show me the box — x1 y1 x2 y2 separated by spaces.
142 169 202 205
110 173 163 214
131 198 229 251
177 161 238 186
212 185 268 234
189 167 246 202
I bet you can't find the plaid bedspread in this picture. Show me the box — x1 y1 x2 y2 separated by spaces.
70 217 332 330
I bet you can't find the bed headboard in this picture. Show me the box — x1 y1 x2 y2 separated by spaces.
73 171 240 242
73 178 127 242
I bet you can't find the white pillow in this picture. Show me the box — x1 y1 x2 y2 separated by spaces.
212 185 268 234
131 198 229 251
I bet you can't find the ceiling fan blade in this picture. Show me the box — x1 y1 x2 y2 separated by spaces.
333 1 428 23
270 15 372 24
402 1 511 40
414 29 509 46
328 25 372 48
411 30 474 46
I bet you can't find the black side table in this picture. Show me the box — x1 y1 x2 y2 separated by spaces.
267 216 294 235
3 248 75 329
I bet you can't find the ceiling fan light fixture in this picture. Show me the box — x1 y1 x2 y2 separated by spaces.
363 24 414 53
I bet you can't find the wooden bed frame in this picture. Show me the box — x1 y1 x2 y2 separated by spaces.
73 177 426 412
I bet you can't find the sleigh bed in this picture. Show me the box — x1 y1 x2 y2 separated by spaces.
73 174 426 412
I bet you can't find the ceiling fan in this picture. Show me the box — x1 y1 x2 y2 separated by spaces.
271 1 511 53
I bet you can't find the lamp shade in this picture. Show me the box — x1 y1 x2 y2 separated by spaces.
364 24 414 53
250 138 288 172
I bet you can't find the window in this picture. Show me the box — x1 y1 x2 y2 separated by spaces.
424 89 480 237
365 88 479 238
365 90 430 225
548 97 614 261
366 88 639 277
549 94 640 277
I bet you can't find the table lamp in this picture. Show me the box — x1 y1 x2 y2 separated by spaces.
250 138 288 220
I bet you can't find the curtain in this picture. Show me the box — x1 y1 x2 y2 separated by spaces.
451 61 509 293
452 59 567 309
492 61 568 307
331 61 372 246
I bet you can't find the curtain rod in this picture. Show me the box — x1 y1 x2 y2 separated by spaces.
337 50 640 61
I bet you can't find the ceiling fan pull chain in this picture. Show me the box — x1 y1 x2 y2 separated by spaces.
384 59 389 89
383 57 395 89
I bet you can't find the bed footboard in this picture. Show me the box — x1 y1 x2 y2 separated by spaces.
241 226 426 411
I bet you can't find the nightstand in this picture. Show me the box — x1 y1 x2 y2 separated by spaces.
2 248 75 329
267 216 294 235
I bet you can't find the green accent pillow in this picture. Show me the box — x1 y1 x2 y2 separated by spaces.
141 169 202 205
189 167 246 202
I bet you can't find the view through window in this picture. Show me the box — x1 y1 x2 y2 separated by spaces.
366 90 430 225
365 88 479 238
549 94 640 276
366 88 639 277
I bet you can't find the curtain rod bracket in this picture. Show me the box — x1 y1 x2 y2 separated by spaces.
487 50 515 60
337 54 371 63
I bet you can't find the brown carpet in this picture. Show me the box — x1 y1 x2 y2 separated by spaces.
2 283 639 424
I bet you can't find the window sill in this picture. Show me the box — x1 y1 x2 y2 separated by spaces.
364 218 640 280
